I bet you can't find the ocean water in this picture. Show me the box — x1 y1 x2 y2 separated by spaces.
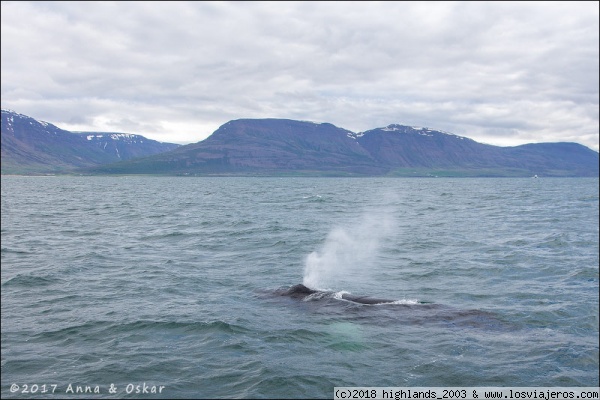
1 176 598 399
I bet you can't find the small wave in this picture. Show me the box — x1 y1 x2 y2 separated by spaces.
577 195 599 202
302 194 325 202
111 319 251 335
232 219 254 227
389 299 421 305
35 319 251 343
263 328 329 344
568 267 599 281
140 231 193 240
1 247 32 255
2 273 58 287
303 291 333 301
268 240 287 247
539 233 570 247
332 291 351 300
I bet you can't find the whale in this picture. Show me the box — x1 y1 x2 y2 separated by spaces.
281 283 399 305
267 284 512 331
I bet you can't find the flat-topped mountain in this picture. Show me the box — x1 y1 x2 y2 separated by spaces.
1 109 180 174
96 119 387 175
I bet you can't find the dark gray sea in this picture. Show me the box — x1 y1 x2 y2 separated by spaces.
1 176 598 399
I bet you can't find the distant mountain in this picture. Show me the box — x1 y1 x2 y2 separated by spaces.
83 119 386 176
2 111 597 176
84 119 599 177
1 109 180 174
354 125 505 169
354 125 599 176
75 131 180 162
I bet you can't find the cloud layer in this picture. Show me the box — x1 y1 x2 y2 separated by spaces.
1 1 598 150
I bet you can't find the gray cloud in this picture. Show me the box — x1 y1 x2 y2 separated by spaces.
1 1 598 150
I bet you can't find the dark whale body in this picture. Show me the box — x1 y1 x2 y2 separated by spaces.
285 283 318 297
340 293 398 305
269 284 512 331
265 283 513 331
283 284 398 305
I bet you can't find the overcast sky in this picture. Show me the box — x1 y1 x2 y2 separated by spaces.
1 1 598 151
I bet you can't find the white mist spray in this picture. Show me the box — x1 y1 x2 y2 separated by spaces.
302 206 396 291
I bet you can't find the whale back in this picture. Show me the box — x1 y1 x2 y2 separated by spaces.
281 284 395 304
284 284 318 298
341 293 395 305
